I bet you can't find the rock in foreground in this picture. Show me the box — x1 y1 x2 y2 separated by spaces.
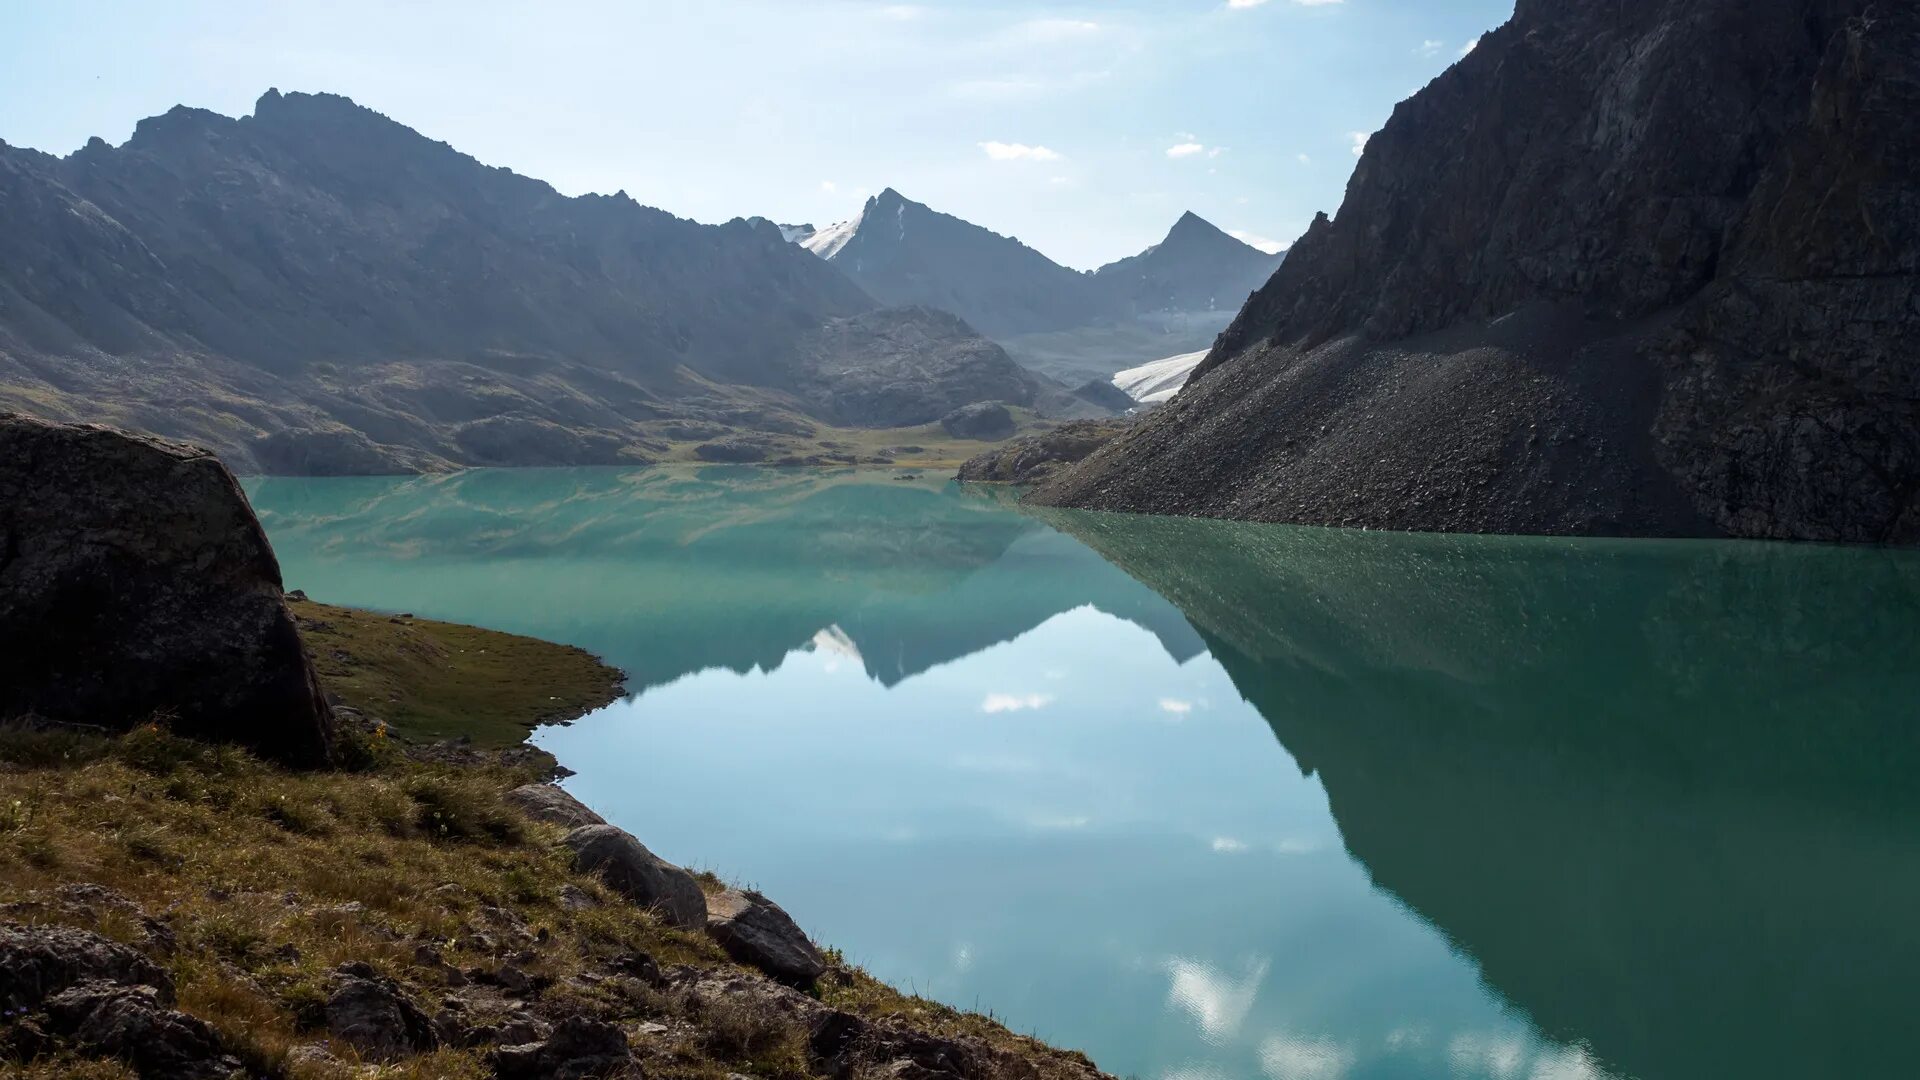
0 415 335 764
1035 1 1920 542
564 824 708 929
704 888 829 986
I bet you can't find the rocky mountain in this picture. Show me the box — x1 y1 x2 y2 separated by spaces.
791 192 1283 381
0 91 1077 473
1033 0 1920 543
797 188 1110 338
1089 211 1283 321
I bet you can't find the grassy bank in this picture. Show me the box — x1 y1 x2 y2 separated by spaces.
0 604 1106 1080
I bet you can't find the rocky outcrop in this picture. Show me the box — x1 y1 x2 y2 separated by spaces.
505 783 607 829
325 962 439 1061
0 415 335 765
958 420 1132 485
564 825 708 929
1035 0 1920 542
43 983 242 1080
0 922 174 1010
489 1015 632 1080
790 307 1046 428
941 402 1016 441
704 889 829 987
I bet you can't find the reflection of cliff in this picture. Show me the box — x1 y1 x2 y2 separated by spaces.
247 468 1201 694
1039 508 1920 1080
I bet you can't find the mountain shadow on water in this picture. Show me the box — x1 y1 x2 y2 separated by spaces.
1035 507 1920 1080
245 468 1204 696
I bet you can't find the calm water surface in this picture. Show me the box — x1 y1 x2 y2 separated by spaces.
244 467 1920 1080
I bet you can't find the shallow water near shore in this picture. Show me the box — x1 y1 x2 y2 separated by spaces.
246 467 1920 1080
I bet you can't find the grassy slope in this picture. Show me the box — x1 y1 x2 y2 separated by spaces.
0 606 1105 1080
294 599 623 747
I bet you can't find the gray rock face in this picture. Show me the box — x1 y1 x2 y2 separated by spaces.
504 784 607 829
563 825 707 929
489 1015 632 1080
43 982 242 1080
940 402 1016 442
325 962 439 1061
0 922 174 1010
1036 0 1920 542
958 420 1132 486
0 416 335 764
705 888 829 986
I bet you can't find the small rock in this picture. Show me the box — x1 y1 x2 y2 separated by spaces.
705 889 829 986
558 884 601 911
563 825 707 929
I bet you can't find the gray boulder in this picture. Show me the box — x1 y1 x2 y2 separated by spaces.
325 962 438 1061
0 921 174 1010
705 888 829 986
489 1015 631 1080
43 982 242 1080
940 402 1016 441
0 416 335 765
504 784 606 829
563 825 707 929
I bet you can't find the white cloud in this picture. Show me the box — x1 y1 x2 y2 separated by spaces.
1296 152 1312 164
1228 229 1288 254
1226 0 1269 7
1165 142 1206 159
1012 17 1100 43
1460 36 1481 57
1159 697 1195 715
981 692 1055 713
1349 130 1371 156
1165 957 1270 1039
875 3 923 19
980 141 1063 162
1417 39 1444 57
1211 836 1248 853
819 180 838 193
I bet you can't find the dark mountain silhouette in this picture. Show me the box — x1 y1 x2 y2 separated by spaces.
0 92 1078 473
1033 0 1920 542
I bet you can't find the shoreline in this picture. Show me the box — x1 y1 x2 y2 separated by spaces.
0 596 1113 1080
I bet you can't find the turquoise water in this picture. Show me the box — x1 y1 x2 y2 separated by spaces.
245 467 1920 1080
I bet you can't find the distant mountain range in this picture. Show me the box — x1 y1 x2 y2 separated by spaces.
0 91 1118 474
774 190 1285 383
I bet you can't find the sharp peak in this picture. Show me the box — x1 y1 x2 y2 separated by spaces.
1167 210 1226 237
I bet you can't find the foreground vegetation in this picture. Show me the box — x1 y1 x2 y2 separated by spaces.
0 605 1105 1079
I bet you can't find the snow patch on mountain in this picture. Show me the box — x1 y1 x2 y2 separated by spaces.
1113 349 1208 405
802 211 865 260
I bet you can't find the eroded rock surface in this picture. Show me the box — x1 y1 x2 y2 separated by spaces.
958 420 1132 485
941 402 1016 442
1035 1 1920 542
505 783 607 829
0 415 335 763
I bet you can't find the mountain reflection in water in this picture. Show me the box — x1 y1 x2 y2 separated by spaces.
248 468 1920 1080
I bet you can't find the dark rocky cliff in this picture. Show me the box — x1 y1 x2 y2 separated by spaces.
1034 0 1920 542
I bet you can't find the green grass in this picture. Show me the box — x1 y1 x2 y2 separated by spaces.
293 599 624 747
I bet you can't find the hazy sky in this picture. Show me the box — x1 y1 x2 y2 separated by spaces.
3 0 1514 270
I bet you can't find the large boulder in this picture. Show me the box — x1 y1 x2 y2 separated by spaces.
489 1015 632 1080
563 825 707 929
0 416 335 765
705 888 829 986
504 784 606 829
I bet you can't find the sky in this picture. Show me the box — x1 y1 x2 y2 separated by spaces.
1 0 1514 271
